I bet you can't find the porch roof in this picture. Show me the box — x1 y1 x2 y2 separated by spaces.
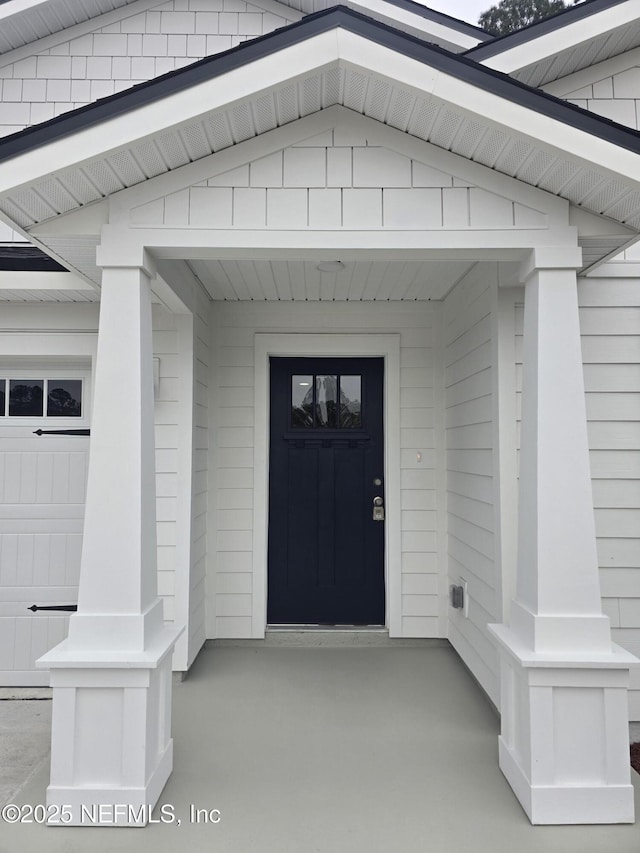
1 5 640 281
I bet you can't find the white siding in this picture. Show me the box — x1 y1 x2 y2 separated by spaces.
189 284 210 663
515 278 640 718
152 304 180 624
444 264 498 706
0 0 297 138
209 300 443 639
544 48 640 129
130 131 548 233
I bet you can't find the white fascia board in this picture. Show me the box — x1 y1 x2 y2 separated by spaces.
479 0 640 74
0 270 93 289
345 0 482 50
1 26 640 201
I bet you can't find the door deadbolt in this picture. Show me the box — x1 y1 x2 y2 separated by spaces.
373 496 385 521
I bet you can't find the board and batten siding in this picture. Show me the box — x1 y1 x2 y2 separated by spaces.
514 277 640 718
444 264 499 707
208 300 444 639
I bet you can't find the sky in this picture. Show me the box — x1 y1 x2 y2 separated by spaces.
412 0 497 26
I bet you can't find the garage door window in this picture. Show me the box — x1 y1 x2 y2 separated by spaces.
0 378 83 417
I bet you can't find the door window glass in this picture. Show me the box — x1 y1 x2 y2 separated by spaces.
47 379 82 417
315 375 338 428
291 374 362 429
291 376 313 427
1 378 83 418
339 375 361 428
9 380 44 416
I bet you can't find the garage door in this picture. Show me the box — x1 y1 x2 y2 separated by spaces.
0 369 89 685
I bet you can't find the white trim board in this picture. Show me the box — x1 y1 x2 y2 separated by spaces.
252 333 401 638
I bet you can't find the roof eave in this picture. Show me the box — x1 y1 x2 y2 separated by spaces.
0 6 639 254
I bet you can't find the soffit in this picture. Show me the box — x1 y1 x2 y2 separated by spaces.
507 18 640 88
0 8 638 278
0 0 140 54
468 0 640 87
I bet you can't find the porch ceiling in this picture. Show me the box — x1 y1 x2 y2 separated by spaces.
1 7 639 283
185 258 477 302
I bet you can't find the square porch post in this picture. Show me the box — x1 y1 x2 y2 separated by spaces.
37 264 181 826
489 247 636 825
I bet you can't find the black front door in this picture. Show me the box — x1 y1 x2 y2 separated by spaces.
267 357 385 625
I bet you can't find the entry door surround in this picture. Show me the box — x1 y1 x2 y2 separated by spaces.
253 334 401 638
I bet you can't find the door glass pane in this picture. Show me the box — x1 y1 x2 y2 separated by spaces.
292 375 313 428
339 375 362 428
315 375 338 428
0 380 5 416
9 379 44 416
47 379 82 417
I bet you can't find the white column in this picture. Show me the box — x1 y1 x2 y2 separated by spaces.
489 248 636 825
38 265 181 826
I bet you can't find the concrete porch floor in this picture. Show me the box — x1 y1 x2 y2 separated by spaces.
2 642 640 853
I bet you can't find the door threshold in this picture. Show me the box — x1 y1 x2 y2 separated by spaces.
267 624 387 632
265 626 389 647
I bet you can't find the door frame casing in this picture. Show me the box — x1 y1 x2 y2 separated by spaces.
253 334 401 638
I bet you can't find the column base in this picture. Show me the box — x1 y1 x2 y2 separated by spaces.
489 623 636 825
38 626 181 827
46 741 173 827
499 737 634 824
